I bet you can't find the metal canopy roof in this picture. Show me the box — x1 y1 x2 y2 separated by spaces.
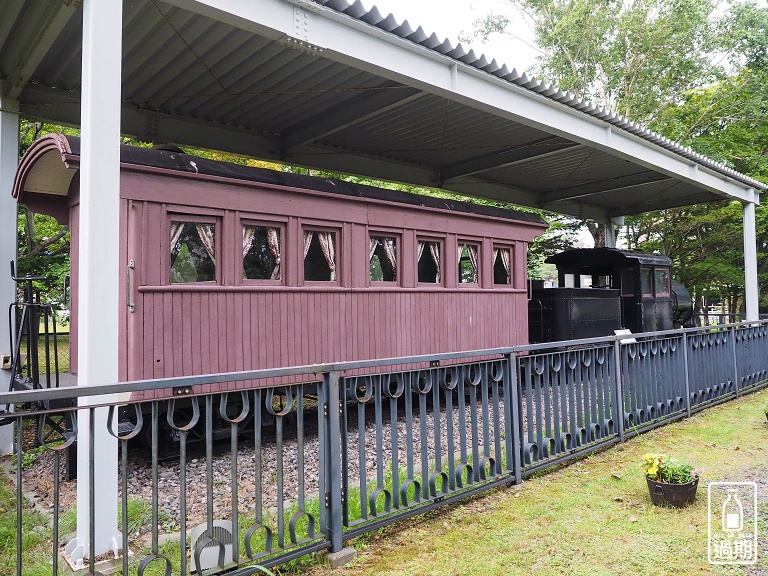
0 0 762 220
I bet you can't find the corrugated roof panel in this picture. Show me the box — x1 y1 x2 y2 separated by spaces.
482 146 596 190
0 0 761 220
305 0 763 190
322 94 561 166
0 1 28 77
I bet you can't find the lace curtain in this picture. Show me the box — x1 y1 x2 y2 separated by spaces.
304 231 336 281
242 225 256 257
417 241 441 282
493 247 511 284
266 228 281 280
429 242 440 283
370 237 397 270
383 238 396 270
317 232 336 281
195 224 215 264
170 222 215 265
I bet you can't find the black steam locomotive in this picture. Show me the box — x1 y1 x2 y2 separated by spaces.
529 248 693 343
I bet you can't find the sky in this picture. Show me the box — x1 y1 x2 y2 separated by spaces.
360 0 540 73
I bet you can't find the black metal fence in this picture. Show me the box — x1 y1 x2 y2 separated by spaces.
2 321 768 575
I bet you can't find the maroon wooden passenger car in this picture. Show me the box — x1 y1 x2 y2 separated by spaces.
12 135 547 397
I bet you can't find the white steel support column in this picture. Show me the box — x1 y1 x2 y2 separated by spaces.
604 216 624 249
0 98 19 455
743 193 759 321
65 0 123 564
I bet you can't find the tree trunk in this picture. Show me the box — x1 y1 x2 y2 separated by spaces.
586 220 606 248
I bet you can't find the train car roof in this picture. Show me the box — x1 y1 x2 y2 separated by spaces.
13 134 547 228
546 248 673 270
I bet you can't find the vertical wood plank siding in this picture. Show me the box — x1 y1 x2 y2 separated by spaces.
132 288 528 394
95 173 544 398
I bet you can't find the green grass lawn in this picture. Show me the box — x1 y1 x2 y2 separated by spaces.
305 387 768 576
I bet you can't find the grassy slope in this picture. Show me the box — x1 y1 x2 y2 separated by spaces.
305 387 768 576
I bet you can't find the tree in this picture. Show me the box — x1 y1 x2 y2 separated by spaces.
467 0 722 247
470 0 719 123
642 1 768 312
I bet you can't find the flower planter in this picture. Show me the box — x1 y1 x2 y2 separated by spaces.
646 476 698 508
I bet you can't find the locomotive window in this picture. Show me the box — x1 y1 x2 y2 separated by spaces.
620 268 634 295
458 244 479 284
303 230 337 282
370 236 397 283
170 221 216 283
493 247 512 285
417 240 441 284
243 225 281 281
641 267 653 296
654 268 670 295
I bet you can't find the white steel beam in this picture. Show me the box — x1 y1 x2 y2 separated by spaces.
0 98 19 455
64 0 123 565
164 0 759 203
743 193 759 321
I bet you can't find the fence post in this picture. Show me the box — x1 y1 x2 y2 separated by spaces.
325 370 344 553
612 338 625 442
682 331 691 417
506 353 522 485
730 326 740 399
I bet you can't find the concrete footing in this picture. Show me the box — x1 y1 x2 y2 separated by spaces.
318 546 357 568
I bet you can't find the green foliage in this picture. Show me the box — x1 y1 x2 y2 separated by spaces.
11 446 47 470
469 0 768 305
641 453 698 484
468 0 720 124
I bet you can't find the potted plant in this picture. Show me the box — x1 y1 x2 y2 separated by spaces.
641 453 699 508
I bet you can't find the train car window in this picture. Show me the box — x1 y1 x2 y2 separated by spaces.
170 221 216 283
620 268 634 295
654 267 670 295
564 274 576 288
417 240 441 284
243 225 281 281
641 267 653 297
369 236 397 283
458 244 479 284
493 247 512 285
303 230 337 282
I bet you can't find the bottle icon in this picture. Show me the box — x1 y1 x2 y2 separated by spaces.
722 489 743 532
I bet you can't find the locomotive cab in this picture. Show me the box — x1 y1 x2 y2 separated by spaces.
546 248 675 334
530 248 690 343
